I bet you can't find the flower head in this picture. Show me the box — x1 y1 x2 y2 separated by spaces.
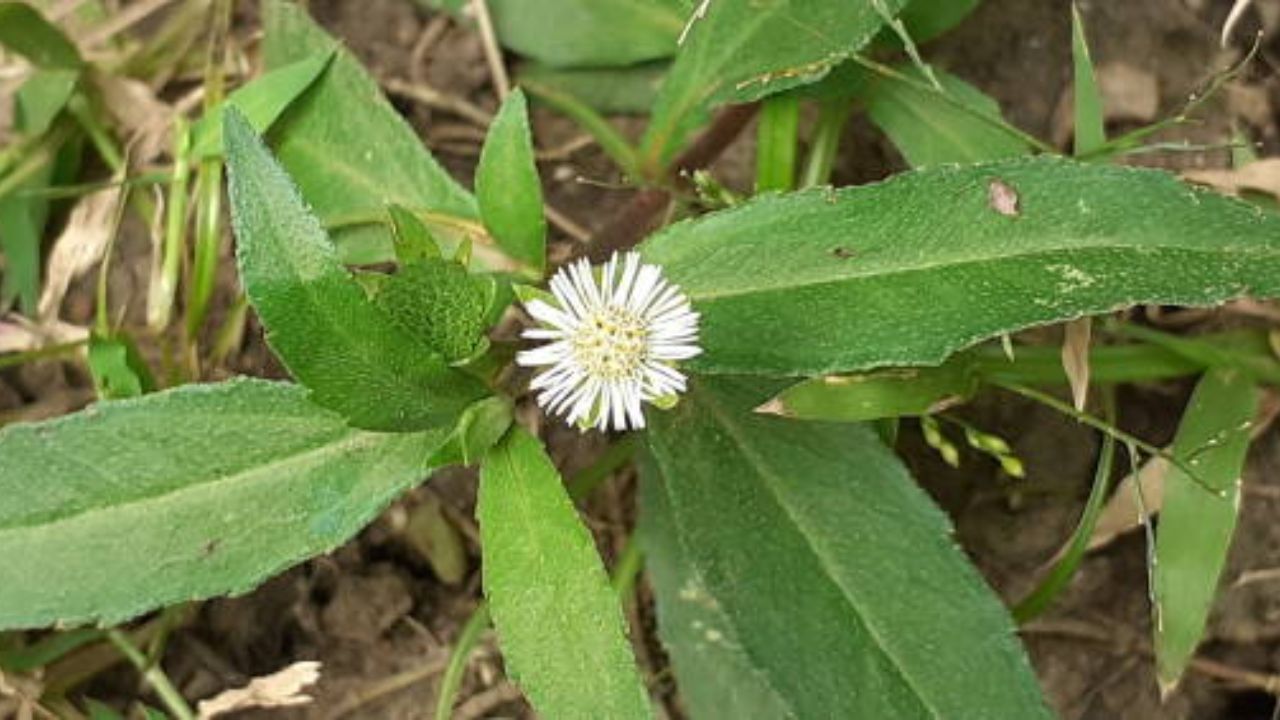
517 252 701 431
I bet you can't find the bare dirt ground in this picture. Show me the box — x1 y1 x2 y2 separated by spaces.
5 0 1280 718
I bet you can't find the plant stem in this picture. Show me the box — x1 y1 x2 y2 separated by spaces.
800 98 851 188
610 535 645 603
990 379 1221 498
183 0 232 358
755 93 799 193
105 629 195 720
0 340 87 371
522 78 640 180
149 118 190 331
434 602 492 720
1013 392 1117 622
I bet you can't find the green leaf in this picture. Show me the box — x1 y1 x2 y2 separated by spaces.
641 0 905 170
428 395 513 467
519 62 667 115
0 2 82 68
0 378 447 629
764 363 978 422
640 157 1280 376
373 259 495 362
889 0 980 44
476 89 546 277
87 333 155 400
755 93 799 192
0 188 45 313
387 204 442 263
488 0 684 68
14 68 78 137
1154 368 1258 689
188 51 335 159
223 108 487 431
477 428 651 719
262 0 485 267
862 64 1029 166
640 377 1050 718
1070 4 1105 157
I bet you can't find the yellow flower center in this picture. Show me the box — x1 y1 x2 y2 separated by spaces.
572 307 649 381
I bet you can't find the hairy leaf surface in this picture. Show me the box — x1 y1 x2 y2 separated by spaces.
0 379 444 629
641 158 1280 375
641 378 1050 718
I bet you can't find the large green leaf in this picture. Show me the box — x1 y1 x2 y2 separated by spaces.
224 108 487 431
640 157 1280 376
0 378 446 629
489 0 684 68
477 428 651 719
640 377 1050 718
261 0 483 267
476 89 545 277
1155 368 1258 689
862 64 1028 166
640 0 905 169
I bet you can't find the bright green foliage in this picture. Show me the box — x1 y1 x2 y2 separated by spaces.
188 51 334 158
0 186 46 313
862 64 1029 166
477 428 652 720
1 84 81 313
767 363 978 421
642 0 906 169
374 259 495 362
388 204 442 263
756 93 800 192
488 0 685 68
223 109 487 431
640 378 1051 719
1070 4 1105 157
476 89 546 277
639 454 792 720
1155 368 1258 688
262 0 479 266
640 157 1280 376
520 62 667 115
87 334 154 400
0 378 446 629
429 396 513 467
14 69 78 136
890 0 980 44
0 2 82 68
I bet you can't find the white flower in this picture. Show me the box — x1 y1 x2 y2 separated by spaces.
517 252 702 432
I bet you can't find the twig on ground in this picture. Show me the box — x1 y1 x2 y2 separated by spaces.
545 204 591 244
409 14 452 85
1023 619 1280 695
382 77 493 127
469 0 510 101
82 0 178 48
587 103 759 260
454 681 524 720
324 656 449 720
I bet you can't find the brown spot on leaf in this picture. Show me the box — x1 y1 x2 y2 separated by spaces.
988 178 1020 217
830 246 855 259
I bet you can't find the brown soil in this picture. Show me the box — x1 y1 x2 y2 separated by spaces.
5 0 1280 718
